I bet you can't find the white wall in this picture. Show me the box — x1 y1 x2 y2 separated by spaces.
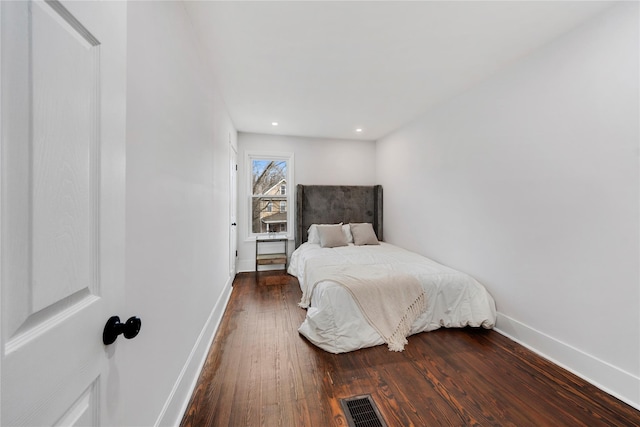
123 2 236 426
377 3 639 408
237 132 376 271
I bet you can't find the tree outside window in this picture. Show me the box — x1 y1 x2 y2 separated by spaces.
251 159 288 234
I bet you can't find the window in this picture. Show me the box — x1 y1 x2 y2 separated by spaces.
248 152 294 237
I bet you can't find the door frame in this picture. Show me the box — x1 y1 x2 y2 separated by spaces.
229 138 238 278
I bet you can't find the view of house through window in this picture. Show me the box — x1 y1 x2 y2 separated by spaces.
251 159 288 234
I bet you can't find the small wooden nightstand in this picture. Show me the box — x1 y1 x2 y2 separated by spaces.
255 237 288 271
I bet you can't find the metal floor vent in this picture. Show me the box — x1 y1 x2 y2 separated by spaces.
340 394 388 427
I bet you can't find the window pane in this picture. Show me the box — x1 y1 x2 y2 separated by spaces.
250 158 288 234
252 197 287 234
252 160 287 195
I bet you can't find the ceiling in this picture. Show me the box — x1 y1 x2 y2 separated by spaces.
184 1 614 141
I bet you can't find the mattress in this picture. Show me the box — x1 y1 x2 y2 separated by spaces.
288 242 497 353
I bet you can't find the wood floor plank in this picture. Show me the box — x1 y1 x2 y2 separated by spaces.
181 271 640 427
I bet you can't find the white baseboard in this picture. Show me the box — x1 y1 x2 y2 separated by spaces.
154 275 234 427
495 312 640 411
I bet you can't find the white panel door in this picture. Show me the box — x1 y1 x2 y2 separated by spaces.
1 1 126 426
230 142 238 277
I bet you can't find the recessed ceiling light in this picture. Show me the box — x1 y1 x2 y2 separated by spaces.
355 128 363 132
272 122 279 126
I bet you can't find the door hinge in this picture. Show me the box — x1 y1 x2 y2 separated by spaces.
235 164 238 171
235 250 238 257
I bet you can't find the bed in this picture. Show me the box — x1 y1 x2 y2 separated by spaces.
289 185 496 354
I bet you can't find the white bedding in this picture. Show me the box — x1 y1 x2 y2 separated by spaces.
288 242 497 353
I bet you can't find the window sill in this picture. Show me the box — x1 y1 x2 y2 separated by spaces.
245 234 293 243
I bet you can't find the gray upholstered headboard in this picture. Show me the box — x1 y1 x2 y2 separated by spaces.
295 185 383 248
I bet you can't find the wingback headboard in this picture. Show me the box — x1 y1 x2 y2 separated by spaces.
295 185 383 248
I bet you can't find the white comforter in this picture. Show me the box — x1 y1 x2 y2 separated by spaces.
288 242 497 353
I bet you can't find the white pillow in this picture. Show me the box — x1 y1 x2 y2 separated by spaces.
307 224 320 244
342 224 354 243
350 223 380 246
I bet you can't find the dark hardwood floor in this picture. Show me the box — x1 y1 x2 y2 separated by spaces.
181 271 640 426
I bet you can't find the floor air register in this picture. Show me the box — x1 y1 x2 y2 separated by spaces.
340 394 388 427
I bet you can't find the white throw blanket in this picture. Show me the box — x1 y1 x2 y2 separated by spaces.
299 262 427 352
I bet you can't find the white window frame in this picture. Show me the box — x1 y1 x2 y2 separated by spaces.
246 151 295 240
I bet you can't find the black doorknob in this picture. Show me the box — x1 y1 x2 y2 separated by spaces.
103 316 142 345
231 222 237 226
